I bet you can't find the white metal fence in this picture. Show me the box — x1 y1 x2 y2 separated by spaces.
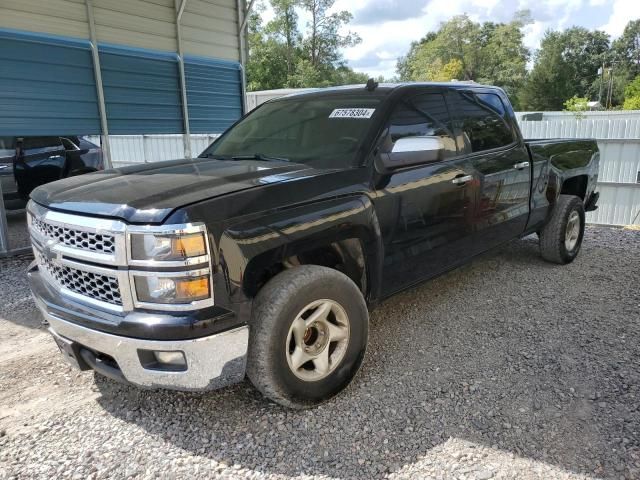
87 134 220 167
519 114 640 226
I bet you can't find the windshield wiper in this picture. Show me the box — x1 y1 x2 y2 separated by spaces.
198 153 230 160
232 153 290 163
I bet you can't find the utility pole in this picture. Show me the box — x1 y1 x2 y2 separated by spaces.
598 63 604 106
607 66 614 109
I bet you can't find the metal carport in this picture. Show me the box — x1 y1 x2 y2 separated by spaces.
0 0 253 255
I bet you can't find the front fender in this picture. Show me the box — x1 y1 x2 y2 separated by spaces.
218 196 383 304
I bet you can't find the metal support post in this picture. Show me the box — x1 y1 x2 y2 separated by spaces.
175 0 192 159
85 0 113 169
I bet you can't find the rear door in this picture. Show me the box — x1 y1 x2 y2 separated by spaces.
447 89 531 253
14 137 66 198
372 89 477 296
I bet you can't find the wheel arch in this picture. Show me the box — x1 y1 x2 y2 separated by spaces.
217 196 383 304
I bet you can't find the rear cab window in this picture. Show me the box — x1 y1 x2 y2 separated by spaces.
448 90 516 154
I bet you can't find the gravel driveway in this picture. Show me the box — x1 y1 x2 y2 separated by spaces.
1 227 639 480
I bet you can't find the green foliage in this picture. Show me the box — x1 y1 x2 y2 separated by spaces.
249 2 640 112
623 76 640 110
518 32 574 110
397 14 640 111
613 20 640 81
397 13 530 105
246 0 365 91
519 28 610 110
563 96 590 118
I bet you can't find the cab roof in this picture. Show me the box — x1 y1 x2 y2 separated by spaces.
271 81 504 101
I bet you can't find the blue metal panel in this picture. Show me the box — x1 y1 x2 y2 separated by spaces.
0 28 101 135
184 55 243 134
99 44 183 135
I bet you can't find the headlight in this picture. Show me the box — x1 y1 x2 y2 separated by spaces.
133 273 211 304
130 230 207 262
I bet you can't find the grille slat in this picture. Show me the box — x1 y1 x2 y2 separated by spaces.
30 215 115 255
35 251 123 306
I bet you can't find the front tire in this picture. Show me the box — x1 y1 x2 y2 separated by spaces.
246 265 368 408
539 194 585 264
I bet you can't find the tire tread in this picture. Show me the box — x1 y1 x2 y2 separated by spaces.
246 265 367 408
539 194 584 264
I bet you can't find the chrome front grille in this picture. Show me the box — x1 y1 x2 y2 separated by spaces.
27 201 212 314
30 215 116 254
35 250 123 306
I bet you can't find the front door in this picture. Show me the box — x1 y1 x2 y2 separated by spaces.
372 90 477 297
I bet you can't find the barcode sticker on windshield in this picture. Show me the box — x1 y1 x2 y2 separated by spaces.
329 108 375 119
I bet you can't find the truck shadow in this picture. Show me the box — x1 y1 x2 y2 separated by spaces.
93 233 637 479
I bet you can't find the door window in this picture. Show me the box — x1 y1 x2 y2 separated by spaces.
60 137 79 150
385 93 458 160
20 137 64 156
449 91 515 154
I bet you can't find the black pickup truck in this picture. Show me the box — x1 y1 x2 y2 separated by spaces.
27 82 599 408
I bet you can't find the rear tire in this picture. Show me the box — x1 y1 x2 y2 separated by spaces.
247 265 368 408
539 194 585 264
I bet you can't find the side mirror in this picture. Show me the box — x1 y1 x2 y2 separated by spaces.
378 136 444 171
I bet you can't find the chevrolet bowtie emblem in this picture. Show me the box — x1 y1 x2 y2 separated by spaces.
42 239 60 262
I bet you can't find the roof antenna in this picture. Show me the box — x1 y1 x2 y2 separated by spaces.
366 78 379 92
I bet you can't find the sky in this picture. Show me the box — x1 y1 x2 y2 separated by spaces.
260 0 640 79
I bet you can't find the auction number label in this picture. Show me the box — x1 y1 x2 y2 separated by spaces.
329 108 376 119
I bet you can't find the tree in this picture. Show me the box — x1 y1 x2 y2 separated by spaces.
300 0 360 71
396 33 436 81
477 14 531 102
246 3 290 91
623 75 640 110
396 13 530 104
612 20 640 81
561 27 610 99
519 28 610 110
519 32 574 110
268 0 302 81
246 0 366 90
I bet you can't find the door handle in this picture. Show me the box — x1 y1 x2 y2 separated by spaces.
452 174 473 185
513 161 530 170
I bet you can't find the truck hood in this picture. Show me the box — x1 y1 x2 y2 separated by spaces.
31 158 316 223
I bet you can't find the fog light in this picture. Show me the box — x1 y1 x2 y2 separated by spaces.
153 351 186 368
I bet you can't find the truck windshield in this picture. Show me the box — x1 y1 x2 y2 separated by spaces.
200 95 382 169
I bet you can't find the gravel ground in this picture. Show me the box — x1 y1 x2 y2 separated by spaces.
1 227 639 480
3 211 30 251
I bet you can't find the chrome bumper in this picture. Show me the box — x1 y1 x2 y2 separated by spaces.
44 312 249 391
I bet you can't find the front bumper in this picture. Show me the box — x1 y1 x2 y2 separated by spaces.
29 266 249 391
45 312 248 391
